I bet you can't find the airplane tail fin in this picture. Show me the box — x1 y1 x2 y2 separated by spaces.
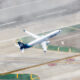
17 41 24 52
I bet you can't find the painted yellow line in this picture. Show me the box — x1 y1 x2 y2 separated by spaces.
16 73 18 79
30 74 33 80
0 54 80 75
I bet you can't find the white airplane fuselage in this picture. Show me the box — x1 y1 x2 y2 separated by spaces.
17 29 61 52
28 30 61 46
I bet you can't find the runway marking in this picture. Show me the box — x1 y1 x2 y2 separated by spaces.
0 0 41 11
16 73 18 79
0 21 16 27
0 2 32 11
37 9 66 18
0 54 80 75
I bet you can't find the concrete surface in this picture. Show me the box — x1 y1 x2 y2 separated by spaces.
0 0 80 29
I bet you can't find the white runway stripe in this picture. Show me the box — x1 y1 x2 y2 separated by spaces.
0 21 16 27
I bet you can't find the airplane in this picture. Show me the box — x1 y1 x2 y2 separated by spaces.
17 29 61 53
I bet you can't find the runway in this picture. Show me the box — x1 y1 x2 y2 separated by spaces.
0 0 80 30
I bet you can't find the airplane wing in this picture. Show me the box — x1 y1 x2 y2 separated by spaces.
23 30 39 39
41 41 47 52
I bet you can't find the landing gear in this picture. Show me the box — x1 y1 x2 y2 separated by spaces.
44 51 47 53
